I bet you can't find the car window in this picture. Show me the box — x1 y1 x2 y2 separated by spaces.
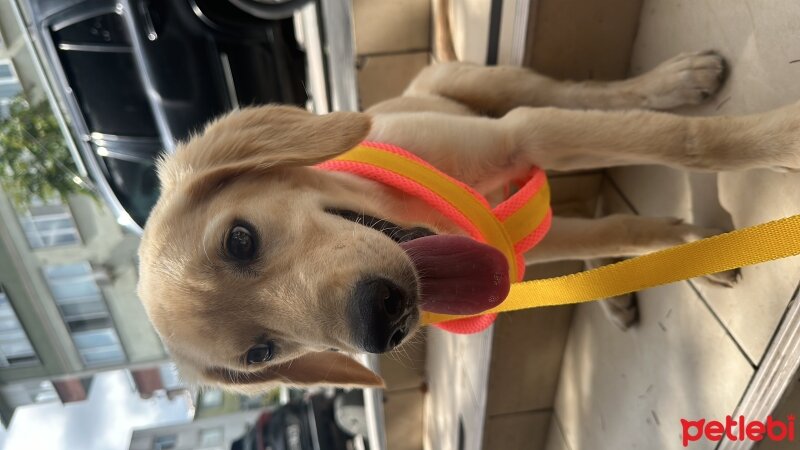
52 13 158 137
52 13 130 46
56 50 158 137
100 156 159 227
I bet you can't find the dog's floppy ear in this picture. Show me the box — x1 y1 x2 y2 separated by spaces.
158 105 371 195
205 351 384 389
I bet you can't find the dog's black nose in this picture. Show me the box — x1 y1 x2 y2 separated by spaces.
348 277 413 353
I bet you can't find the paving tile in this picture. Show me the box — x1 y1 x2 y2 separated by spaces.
548 172 603 217
608 166 692 219
611 0 800 364
543 417 571 450
554 283 754 450
357 52 430 110
486 306 573 416
382 328 427 392
483 410 551 450
385 389 425 450
353 0 430 55
524 0 643 80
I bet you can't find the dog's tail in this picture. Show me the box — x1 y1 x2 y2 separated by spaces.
433 0 458 62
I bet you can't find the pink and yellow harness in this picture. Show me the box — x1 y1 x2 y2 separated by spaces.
318 141 552 334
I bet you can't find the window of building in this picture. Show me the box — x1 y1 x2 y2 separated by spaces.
1 380 58 409
0 62 20 99
17 199 81 249
0 63 13 79
152 435 177 450
158 363 182 390
199 427 224 448
0 81 20 99
199 389 223 408
0 291 38 367
0 60 21 118
43 263 125 367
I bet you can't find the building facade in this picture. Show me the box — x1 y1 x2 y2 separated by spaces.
0 0 168 425
128 409 263 450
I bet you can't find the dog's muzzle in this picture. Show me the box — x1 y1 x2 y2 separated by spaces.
326 208 429 352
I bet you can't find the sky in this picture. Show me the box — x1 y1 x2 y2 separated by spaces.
0 370 192 450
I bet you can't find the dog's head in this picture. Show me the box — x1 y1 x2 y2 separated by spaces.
138 105 509 392
138 106 426 390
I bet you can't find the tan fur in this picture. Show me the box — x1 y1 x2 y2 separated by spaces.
138 52 800 392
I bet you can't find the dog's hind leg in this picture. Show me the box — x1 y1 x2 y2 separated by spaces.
404 51 727 115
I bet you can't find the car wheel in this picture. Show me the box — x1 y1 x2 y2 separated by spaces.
333 391 369 437
228 0 315 20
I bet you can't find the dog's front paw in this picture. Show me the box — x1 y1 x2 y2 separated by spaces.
698 268 742 288
635 50 728 110
599 294 639 331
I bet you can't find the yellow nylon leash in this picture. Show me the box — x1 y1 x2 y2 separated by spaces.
422 214 800 324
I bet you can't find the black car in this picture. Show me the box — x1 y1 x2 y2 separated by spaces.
232 390 369 450
20 0 314 231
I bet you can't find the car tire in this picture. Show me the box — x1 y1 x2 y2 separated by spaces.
333 391 369 437
228 0 315 20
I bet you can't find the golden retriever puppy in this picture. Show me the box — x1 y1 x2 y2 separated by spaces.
138 53 800 391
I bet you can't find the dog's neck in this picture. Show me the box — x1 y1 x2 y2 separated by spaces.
317 169 466 236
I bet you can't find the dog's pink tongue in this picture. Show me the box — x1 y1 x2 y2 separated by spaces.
399 235 509 315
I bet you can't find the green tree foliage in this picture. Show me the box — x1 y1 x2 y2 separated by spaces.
0 95 86 207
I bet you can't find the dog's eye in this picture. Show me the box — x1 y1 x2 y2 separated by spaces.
226 225 256 261
246 342 274 365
